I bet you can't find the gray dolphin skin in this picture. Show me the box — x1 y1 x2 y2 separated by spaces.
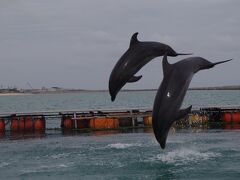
109 32 192 101
153 54 232 149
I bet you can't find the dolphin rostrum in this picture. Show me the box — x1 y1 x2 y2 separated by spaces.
109 32 191 101
153 54 232 149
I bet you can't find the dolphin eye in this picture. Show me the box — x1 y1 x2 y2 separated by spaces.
167 92 171 98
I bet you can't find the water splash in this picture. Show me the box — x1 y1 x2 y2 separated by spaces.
147 148 221 165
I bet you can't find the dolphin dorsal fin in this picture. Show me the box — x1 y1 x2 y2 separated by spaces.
162 53 172 76
129 32 139 47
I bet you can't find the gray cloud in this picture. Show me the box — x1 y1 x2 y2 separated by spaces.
0 0 239 89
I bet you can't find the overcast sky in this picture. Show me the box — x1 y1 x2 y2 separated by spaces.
0 0 239 90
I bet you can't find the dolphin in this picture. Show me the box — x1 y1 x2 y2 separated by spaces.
109 32 191 101
153 54 232 149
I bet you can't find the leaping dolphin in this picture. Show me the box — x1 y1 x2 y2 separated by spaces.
153 54 232 149
109 32 191 101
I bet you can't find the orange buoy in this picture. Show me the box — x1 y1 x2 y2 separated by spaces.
25 116 34 131
63 117 75 129
144 116 152 126
34 117 45 130
89 118 119 129
232 112 240 123
0 119 5 132
19 116 25 131
222 112 232 123
76 118 89 129
11 117 19 131
107 118 119 129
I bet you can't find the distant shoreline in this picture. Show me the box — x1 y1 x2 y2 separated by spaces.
0 86 239 96
0 93 31 96
188 86 240 90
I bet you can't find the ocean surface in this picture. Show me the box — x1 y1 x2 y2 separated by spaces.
0 90 240 179
0 90 240 113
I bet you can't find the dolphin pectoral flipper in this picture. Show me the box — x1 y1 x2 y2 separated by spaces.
127 75 142 83
174 105 192 121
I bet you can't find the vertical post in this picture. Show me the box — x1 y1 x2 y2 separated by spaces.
73 112 77 129
130 110 135 127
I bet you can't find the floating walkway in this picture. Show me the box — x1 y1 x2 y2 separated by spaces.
0 106 240 138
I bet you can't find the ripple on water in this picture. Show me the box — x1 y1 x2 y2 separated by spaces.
19 162 74 177
146 148 221 165
0 162 10 168
106 143 143 149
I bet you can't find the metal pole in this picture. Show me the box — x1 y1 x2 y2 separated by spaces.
130 110 135 127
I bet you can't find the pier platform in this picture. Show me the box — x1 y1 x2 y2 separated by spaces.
0 106 240 139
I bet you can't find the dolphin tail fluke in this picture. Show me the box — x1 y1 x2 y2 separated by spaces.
174 105 192 121
127 75 142 83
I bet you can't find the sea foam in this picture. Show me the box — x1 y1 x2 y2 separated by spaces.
147 148 221 165
107 143 142 149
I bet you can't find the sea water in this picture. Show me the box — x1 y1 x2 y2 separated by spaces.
0 90 239 113
0 90 240 179
0 129 239 179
